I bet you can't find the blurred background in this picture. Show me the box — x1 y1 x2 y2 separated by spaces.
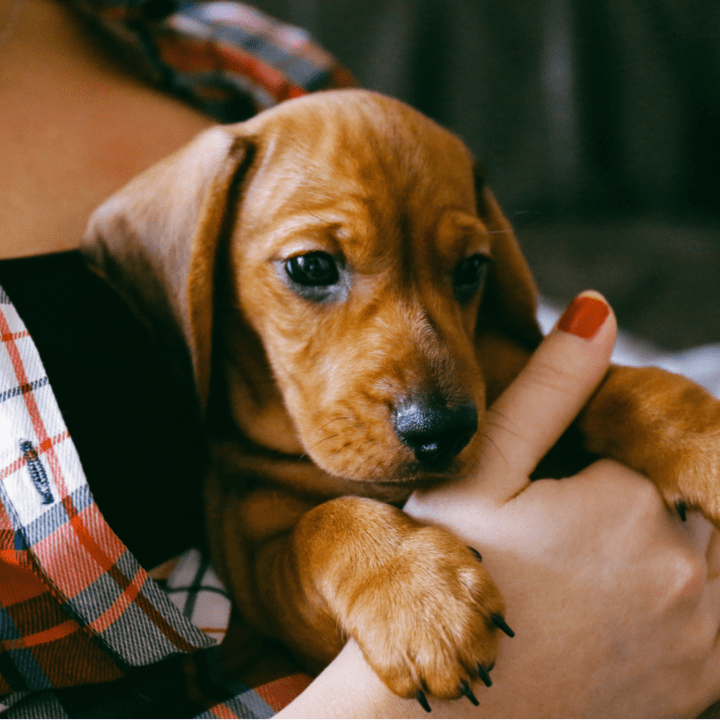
251 0 720 350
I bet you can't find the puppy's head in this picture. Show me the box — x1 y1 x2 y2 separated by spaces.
85 90 540 493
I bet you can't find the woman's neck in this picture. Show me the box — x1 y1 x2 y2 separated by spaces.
0 0 213 259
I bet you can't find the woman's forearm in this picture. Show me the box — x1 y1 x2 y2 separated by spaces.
276 641 493 719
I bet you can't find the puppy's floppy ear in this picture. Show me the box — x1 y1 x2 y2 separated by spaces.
475 169 543 350
83 126 254 410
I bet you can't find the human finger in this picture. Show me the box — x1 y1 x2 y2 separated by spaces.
477 290 617 502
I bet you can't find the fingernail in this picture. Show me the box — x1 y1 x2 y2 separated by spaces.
557 295 609 340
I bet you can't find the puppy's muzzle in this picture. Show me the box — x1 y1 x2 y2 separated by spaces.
392 397 478 468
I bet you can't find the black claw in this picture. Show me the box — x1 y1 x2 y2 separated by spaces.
416 690 432 713
491 614 515 638
460 680 479 706
468 546 482 561
476 665 492 688
675 501 687 522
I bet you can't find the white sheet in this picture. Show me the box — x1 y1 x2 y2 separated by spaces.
537 298 720 398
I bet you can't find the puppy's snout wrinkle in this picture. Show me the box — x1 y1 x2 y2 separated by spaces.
392 397 478 467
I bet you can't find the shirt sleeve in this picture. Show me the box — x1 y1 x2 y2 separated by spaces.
0 286 307 717
65 0 356 122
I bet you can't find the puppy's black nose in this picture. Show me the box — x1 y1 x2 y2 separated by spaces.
392 398 478 467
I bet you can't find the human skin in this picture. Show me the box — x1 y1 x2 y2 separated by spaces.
278 293 720 718
0 0 213 260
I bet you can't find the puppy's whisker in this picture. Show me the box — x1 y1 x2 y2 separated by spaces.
357 438 379 453
330 440 353 458
313 416 355 438
307 433 341 452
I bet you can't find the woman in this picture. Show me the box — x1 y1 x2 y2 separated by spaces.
2 0 720 716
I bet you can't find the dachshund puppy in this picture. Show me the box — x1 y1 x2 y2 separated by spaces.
84 89 720 704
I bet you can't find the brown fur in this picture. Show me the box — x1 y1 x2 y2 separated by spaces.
84 89 720 700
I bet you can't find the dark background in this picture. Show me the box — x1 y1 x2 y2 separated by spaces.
253 0 720 350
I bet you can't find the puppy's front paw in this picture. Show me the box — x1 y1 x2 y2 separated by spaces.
344 527 508 706
579 365 720 527
629 394 720 525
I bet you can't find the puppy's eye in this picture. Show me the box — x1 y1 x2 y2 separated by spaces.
453 254 490 302
285 252 340 287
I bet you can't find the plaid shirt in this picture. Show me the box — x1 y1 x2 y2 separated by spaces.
0 287 313 718
2 1 349 715
0 286 312 718
69 0 354 122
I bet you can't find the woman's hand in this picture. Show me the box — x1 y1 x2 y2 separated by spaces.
405 291 720 718
280 292 720 718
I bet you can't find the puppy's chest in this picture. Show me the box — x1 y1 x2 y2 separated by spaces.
226 481 321 544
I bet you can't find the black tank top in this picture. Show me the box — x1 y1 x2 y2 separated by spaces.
0 251 205 568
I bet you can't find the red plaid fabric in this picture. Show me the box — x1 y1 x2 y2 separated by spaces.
0 288 212 710
0 287 314 717
68 0 355 122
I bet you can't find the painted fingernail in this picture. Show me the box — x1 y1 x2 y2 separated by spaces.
675 501 687 522
477 665 492 687
491 614 515 637
557 295 609 340
460 680 480 706
416 689 432 713
468 546 482 561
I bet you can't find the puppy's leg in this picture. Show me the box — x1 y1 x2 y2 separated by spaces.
579 365 720 522
254 497 506 702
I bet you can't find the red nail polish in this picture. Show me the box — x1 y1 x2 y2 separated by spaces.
557 296 609 339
